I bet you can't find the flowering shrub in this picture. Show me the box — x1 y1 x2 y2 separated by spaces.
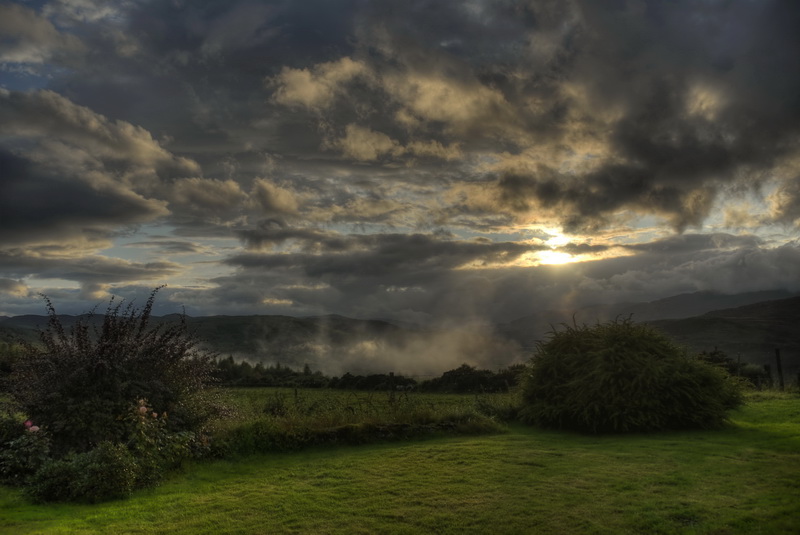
0 400 207 503
124 399 199 487
9 287 217 455
1 288 218 502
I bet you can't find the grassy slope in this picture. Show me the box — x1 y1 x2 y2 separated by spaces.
1 394 798 535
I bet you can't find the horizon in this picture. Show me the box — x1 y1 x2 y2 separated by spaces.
2 288 797 323
2 1 799 322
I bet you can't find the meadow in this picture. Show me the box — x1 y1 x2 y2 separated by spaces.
0 389 797 534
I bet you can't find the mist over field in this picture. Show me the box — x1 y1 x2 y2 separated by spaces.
4 290 796 377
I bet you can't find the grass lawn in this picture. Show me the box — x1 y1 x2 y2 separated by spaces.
1 392 798 534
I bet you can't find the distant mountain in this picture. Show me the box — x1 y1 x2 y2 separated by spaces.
0 312 427 375
2 291 797 376
649 296 800 376
594 289 796 321
184 314 410 363
496 290 798 349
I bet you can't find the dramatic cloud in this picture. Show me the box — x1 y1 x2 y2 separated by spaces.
272 57 370 111
0 3 84 65
1 0 798 330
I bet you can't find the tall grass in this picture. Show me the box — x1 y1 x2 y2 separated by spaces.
206 388 516 456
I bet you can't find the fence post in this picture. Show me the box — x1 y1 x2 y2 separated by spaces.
775 348 785 391
763 364 773 389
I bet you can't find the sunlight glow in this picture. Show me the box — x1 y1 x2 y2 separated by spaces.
261 297 293 306
543 228 571 248
537 250 574 265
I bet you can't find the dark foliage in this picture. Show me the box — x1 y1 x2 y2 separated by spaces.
0 341 24 384
696 348 770 386
329 372 416 391
213 356 524 393
9 288 216 455
520 319 744 433
419 364 525 393
0 428 51 486
215 357 328 388
26 441 138 503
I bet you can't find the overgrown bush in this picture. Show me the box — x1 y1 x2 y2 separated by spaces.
10 287 216 455
1 288 217 502
27 441 138 503
520 319 744 433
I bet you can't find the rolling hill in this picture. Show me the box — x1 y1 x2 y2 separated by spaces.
2 291 797 377
649 296 800 376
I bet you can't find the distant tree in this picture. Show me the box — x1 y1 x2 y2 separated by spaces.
420 364 513 393
696 348 770 386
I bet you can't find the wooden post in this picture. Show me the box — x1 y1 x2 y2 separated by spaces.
763 364 773 389
775 349 785 391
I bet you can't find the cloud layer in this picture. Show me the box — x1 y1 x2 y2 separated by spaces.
1 0 799 323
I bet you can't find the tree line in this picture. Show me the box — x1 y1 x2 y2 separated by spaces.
213 355 527 393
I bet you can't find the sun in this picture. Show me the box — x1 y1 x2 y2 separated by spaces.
537 250 574 265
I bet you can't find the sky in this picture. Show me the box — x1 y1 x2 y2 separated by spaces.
1 0 799 323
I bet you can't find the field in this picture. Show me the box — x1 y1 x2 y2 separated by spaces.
0 390 798 534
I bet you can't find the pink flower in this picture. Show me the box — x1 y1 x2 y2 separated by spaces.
152 412 158 418
24 420 33 429
28 426 40 432
139 406 148 414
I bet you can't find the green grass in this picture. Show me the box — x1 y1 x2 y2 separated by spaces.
213 387 505 426
1 392 798 534
205 388 514 455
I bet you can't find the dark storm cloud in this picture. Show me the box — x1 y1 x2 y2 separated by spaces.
0 2 85 65
557 242 611 255
476 0 800 231
35 0 360 160
146 236 800 323
237 222 349 252
0 148 165 246
207 230 549 322
0 246 183 303
228 232 536 277
573 240 800 307
126 240 211 255
0 277 28 297
0 88 208 250
2 0 799 320
257 0 800 232
0 249 182 283
623 233 763 254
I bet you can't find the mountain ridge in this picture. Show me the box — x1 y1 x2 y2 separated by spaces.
2 290 797 376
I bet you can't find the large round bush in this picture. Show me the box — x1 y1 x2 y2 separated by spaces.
520 319 743 433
